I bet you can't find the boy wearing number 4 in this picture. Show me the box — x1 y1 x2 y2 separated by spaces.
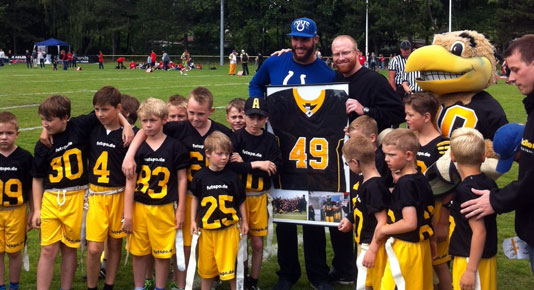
122 98 189 290
31 95 132 290
0 112 33 290
229 97 281 290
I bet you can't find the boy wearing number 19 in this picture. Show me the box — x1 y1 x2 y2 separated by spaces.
0 112 33 290
122 98 189 290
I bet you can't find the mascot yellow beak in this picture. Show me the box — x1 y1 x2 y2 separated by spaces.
405 45 492 95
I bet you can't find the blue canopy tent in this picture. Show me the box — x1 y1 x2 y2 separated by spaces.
34 38 70 63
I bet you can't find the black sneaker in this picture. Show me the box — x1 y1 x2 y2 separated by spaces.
272 278 295 290
310 280 333 290
328 270 354 285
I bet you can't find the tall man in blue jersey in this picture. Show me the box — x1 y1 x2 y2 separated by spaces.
249 17 339 290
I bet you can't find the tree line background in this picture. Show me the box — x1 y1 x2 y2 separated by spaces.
1 0 533 57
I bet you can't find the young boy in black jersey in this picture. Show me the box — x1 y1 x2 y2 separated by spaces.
375 128 435 290
225 98 245 132
121 94 140 126
191 131 248 290
338 136 390 290
404 92 452 290
168 95 188 123
86 86 129 290
0 112 33 290
122 98 189 290
449 128 497 290
122 87 233 290
31 95 131 290
229 97 281 290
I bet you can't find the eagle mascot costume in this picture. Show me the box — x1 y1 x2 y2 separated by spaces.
405 30 508 193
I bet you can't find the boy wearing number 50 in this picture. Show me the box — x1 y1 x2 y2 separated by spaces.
31 95 132 290
191 131 248 290
122 98 189 290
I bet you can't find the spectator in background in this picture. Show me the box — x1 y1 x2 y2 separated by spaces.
72 50 77 68
116 57 126 69
32 49 38 68
150 50 156 68
67 51 72 68
229 50 237 75
26 50 32 68
369 52 377 71
380 53 385 70
0 49 4 66
388 40 415 100
98 51 104 69
240 49 249 75
38 49 45 68
7 50 12 65
162 51 170 70
358 51 366 67
255 51 264 72
61 50 68 70
129 60 136 69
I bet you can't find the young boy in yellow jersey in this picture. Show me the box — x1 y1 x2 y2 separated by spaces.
375 128 435 290
0 112 33 290
191 131 248 290
168 95 188 123
229 97 281 290
122 98 189 290
122 87 233 290
31 95 131 290
404 92 452 290
449 128 498 290
86 86 129 290
338 136 390 290
225 98 246 132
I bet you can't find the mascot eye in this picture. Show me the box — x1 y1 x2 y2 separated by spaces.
450 41 464 56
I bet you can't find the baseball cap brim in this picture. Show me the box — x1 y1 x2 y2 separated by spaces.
287 32 315 38
496 155 515 174
245 108 268 116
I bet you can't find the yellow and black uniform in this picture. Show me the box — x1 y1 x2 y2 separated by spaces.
347 177 390 289
450 173 497 290
436 91 507 140
417 135 450 265
163 120 232 245
31 114 98 247
86 125 129 242
229 128 281 236
0 147 32 253
322 200 335 222
129 136 189 258
381 173 435 290
267 88 348 192
191 167 246 280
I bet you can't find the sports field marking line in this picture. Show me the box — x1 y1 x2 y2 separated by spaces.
0 89 96 98
0 104 39 110
19 126 43 132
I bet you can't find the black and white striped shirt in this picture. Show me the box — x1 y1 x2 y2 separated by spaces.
388 55 421 92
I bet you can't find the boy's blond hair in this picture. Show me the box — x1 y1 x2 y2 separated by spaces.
189 87 214 109
121 94 140 125
0 112 19 130
342 135 375 165
168 94 187 109
225 98 245 114
138 97 168 119
348 115 378 139
382 128 419 155
450 127 485 165
204 131 232 154
38 95 71 119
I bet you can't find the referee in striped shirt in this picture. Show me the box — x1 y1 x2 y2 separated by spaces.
388 40 420 100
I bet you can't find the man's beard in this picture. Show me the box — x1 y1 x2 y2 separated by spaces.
292 43 316 63
335 57 357 74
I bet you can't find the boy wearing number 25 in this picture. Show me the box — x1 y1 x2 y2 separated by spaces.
122 98 189 290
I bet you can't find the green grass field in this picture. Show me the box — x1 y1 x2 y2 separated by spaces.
1 63 533 289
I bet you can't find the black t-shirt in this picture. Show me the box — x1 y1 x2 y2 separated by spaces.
31 114 98 189
336 67 405 132
88 125 128 187
191 167 245 229
0 147 33 206
164 120 233 189
349 177 390 244
387 173 435 242
133 137 189 205
229 128 281 192
449 173 498 258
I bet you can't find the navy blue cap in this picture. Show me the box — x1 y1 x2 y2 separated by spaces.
493 123 525 173
287 18 317 38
